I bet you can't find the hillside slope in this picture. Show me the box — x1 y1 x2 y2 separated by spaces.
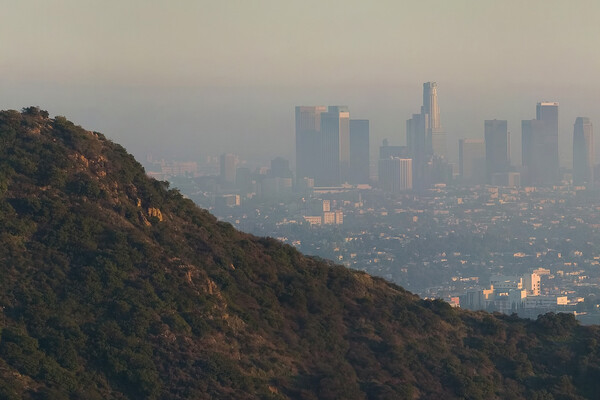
0 108 598 399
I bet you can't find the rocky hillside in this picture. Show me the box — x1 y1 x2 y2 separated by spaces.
0 107 598 399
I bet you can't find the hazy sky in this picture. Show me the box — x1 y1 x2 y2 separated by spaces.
2 0 600 167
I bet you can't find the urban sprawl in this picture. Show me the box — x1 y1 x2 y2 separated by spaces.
145 82 600 324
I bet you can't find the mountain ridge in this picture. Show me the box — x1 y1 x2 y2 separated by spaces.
0 107 597 399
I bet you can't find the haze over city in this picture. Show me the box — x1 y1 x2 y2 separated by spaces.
5 2 600 397
2 0 600 167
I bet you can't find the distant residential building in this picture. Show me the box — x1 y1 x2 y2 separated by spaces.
334 210 343 224
303 215 322 226
303 202 343 226
522 272 541 296
490 275 523 290
349 119 370 184
147 160 198 180
162 161 197 177
459 288 494 311
323 211 336 225
484 119 510 183
533 268 551 276
573 117 594 187
459 271 563 316
458 138 485 184
215 194 240 209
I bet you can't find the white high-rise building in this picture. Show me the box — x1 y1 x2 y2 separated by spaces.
378 158 412 192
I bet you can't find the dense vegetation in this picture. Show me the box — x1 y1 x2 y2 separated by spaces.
0 108 598 399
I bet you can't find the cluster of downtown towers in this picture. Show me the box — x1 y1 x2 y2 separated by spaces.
295 82 594 190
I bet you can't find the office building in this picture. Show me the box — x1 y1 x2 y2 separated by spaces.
422 82 446 158
484 119 510 183
349 119 370 184
235 166 253 193
378 157 412 192
408 82 446 162
219 153 237 186
406 82 449 188
459 138 485 184
319 106 350 186
407 112 428 161
295 105 350 187
537 102 560 183
295 106 327 183
522 102 559 185
573 117 594 187
521 119 545 184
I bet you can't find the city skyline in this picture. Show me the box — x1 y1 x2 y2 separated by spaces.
172 91 596 193
293 88 588 190
226 93 594 191
5 3 600 395
2 2 600 167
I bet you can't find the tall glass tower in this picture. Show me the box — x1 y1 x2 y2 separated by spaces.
522 102 559 185
422 82 446 158
407 82 449 188
573 117 594 187
484 119 510 183
295 106 327 184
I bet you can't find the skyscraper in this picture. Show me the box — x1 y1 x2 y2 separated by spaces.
319 106 350 186
295 106 327 183
407 82 448 188
459 138 485 184
219 153 237 186
407 112 426 158
573 117 594 187
295 105 350 187
536 102 560 182
521 102 559 185
521 119 547 185
349 119 370 184
484 119 510 183
422 82 446 158
378 157 412 192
